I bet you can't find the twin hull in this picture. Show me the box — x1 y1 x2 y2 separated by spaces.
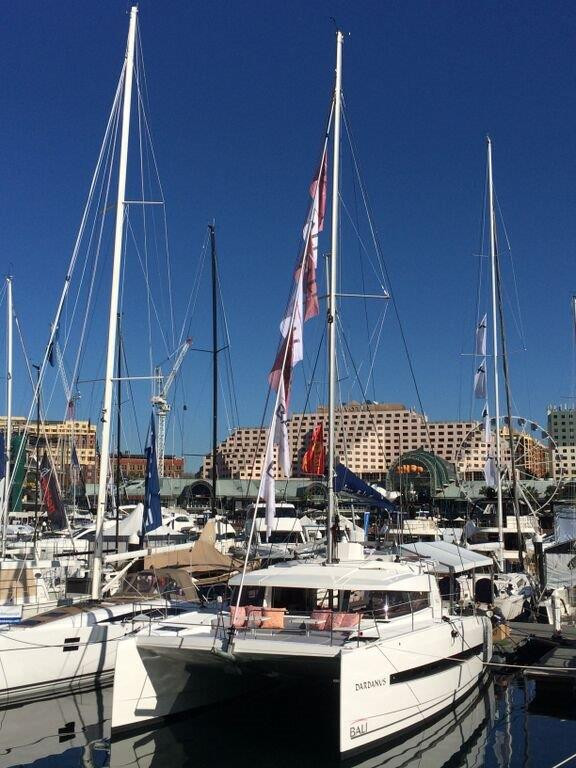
112 614 491 754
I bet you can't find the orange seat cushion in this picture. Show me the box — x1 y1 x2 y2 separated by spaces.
332 612 360 629
310 609 332 630
230 606 247 628
262 607 286 630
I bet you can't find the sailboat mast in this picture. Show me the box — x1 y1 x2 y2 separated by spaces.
327 30 343 565
487 136 504 570
1 277 13 557
115 313 122 550
91 6 138 600
209 223 218 518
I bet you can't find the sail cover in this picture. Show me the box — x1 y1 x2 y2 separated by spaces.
334 463 396 511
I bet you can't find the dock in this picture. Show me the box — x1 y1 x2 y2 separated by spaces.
492 621 576 693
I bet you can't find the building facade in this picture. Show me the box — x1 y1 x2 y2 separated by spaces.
202 402 554 484
548 405 576 478
110 453 184 480
0 416 98 484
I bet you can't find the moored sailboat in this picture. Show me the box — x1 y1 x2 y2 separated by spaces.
0 6 216 706
111 29 492 754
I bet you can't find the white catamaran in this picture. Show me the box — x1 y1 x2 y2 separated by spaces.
111 30 492 756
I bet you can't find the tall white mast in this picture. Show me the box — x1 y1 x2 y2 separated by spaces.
1 277 13 557
487 136 504 570
326 30 343 564
91 6 138 599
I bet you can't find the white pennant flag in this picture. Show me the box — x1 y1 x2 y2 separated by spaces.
274 376 291 478
258 433 276 539
476 314 487 357
482 403 491 444
279 274 304 368
484 451 498 488
474 359 487 400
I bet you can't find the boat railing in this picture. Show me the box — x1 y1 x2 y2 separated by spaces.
213 606 402 647
125 594 207 634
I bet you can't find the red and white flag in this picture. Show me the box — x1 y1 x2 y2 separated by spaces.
269 153 328 392
301 153 328 321
264 151 328 537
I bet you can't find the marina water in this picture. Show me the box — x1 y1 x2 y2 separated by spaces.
1 675 574 768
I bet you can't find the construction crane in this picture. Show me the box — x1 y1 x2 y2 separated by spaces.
151 337 192 477
47 328 81 422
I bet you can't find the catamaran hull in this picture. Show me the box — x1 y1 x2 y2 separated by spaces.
112 614 491 755
339 615 491 754
111 635 300 734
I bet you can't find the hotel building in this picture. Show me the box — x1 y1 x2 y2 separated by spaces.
202 402 553 483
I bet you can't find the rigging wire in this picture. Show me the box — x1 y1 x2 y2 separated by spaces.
45 72 123 425
135 29 176 353
124 214 171 356
348 135 375 401
465 159 489 425
340 100 433 452
135 35 156 397
216 258 241 432
184 231 210 341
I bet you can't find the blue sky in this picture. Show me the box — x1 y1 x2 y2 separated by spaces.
1 1 575 471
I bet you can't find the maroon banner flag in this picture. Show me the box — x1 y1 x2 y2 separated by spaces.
300 153 328 321
39 451 66 529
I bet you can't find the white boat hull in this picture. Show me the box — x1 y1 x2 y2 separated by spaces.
0 621 127 705
339 615 491 754
112 613 492 755
112 633 264 734
0 600 173 706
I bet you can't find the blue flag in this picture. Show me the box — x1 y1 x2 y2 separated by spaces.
363 510 371 538
142 413 162 535
334 463 396 512
47 326 59 367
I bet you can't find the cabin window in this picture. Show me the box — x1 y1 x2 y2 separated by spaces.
259 531 302 544
156 575 182 597
229 585 265 607
270 587 316 613
123 572 157 595
254 507 297 519
315 589 342 610
343 590 429 618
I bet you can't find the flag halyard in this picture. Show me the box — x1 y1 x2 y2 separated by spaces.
263 152 328 539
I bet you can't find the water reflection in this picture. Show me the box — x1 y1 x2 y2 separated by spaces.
1 675 576 768
110 681 495 768
0 686 109 767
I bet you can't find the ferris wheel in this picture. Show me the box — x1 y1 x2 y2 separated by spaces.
454 415 563 515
